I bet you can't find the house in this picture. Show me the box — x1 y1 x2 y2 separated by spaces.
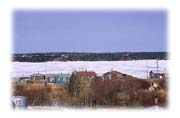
73 71 97 82
149 71 166 79
46 73 70 85
103 70 128 80
30 73 46 85
30 73 46 81
17 76 31 85
46 74 56 83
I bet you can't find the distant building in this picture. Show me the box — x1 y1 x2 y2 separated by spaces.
18 76 31 85
30 73 46 85
103 70 129 80
149 71 166 79
73 71 97 82
30 73 46 81
46 73 70 85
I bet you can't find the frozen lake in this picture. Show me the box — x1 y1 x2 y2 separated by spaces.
12 60 168 79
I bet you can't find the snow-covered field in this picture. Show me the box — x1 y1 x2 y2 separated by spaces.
12 60 168 79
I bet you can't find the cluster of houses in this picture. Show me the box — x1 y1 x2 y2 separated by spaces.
16 72 70 86
14 69 167 86
15 70 132 86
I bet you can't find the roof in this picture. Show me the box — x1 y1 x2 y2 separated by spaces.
75 71 96 76
46 73 71 78
19 77 30 80
150 70 167 74
111 71 123 74
30 73 45 76
104 70 123 75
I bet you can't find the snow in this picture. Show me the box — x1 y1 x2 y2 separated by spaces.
144 105 166 110
12 60 168 79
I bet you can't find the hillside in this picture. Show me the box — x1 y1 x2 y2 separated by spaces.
13 52 167 62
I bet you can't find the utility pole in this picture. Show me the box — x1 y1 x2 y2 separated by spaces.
147 60 149 79
44 62 47 105
156 59 159 73
45 62 47 75
94 77 96 107
110 68 113 80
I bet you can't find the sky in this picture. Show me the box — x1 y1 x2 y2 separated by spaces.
14 10 167 53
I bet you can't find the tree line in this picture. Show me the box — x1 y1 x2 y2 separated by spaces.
13 52 167 62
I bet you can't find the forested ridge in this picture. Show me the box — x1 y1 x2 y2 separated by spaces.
13 52 167 62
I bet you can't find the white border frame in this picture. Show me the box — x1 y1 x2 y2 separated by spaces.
0 0 179 117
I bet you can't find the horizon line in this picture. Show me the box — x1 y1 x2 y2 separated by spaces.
13 51 168 55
